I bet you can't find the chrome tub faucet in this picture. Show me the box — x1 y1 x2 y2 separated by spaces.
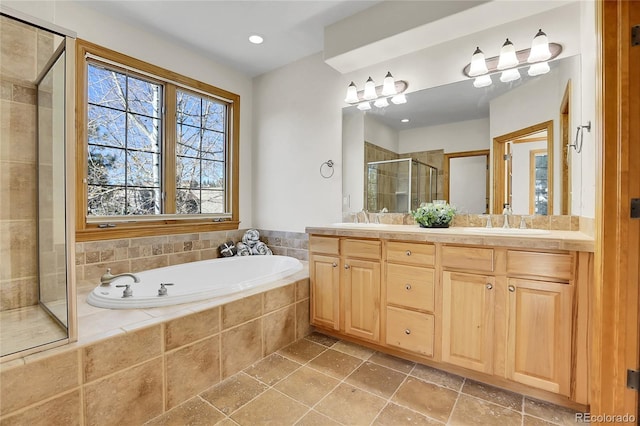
100 268 140 286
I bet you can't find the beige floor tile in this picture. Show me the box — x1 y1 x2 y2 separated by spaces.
523 415 558 426
410 364 465 391
372 402 443 426
461 379 523 411
244 353 301 386
295 410 340 426
278 338 327 364
392 377 458 422
448 394 522 426
275 366 340 407
314 383 387 425
524 398 580 426
230 389 308 425
305 332 339 347
368 351 416 374
200 373 268 415
332 340 375 360
345 361 407 398
215 419 241 426
308 348 363 380
144 397 225 426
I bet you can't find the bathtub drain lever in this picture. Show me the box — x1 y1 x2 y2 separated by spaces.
158 283 174 296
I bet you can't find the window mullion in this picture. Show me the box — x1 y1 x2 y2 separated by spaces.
164 84 177 214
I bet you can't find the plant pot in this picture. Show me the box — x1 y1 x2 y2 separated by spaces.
418 223 450 228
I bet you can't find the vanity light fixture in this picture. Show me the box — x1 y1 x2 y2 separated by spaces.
463 29 562 88
248 34 264 44
344 72 409 109
401 118 410 123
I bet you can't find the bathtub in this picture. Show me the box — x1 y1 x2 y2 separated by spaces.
86 255 304 309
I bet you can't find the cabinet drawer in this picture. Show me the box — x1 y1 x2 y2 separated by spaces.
309 236 339 255
386 307 434 357
442 246 494 272
386 264 435 312
507 251 573 281
386 241 435 266
342 239 381 260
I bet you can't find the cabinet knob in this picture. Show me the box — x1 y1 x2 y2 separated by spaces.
406 250 412 256
344 264 350 270
332 262 337 268
486 283 493 290
405 329 411 335
405 283 412 291
508 285 516 292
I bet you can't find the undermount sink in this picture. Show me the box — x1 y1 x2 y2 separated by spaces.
463 227 551 235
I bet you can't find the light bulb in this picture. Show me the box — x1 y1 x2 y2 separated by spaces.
344 82 359 103
363 77 377 100
357 102 371 111
528 62 550 76
374 97 389 108
473 74 492 88
468 47 489 77
390 93 407 104
527 29 551 63
500 68 521 83
497 38 519 70
381 72 397 96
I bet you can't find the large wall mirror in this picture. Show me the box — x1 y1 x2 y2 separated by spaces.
342 54 581 216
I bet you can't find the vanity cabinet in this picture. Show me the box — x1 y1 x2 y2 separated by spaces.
309 237 340 330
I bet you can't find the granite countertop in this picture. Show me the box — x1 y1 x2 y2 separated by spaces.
305 224 595 252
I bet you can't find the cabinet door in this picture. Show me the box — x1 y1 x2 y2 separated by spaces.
343 258 381 342
442 271 495 373
506 278 573 395
310 254 340 330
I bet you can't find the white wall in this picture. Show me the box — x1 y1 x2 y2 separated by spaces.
5 0 255 228
449 155 488 214
511 141 548 214
399 118 489 154
364 115 399 153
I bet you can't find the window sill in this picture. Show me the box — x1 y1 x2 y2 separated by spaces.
76 220 240 242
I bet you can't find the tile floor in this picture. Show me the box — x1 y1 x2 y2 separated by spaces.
145 332 582 426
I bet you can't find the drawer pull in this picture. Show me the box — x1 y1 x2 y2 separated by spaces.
405 283 412 291
405 329 411 335
508 285 516 292
486 283 493 290
406 250 412 256
344 264 350 270
332 262 337 268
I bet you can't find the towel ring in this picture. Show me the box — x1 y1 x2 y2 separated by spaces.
569 121 591 154
320 160 334 179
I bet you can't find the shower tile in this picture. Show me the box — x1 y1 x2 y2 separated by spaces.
221 318 262 378
263 283 295 313
165 336 221 409
1 101 36 163
83 325 162 382
295 299 311 340
165 307 220 350
221 293 262 329
36 31 55 77
0 161 36 221
0 220 37 281
0 80 11 100
263 305 296 356
0 349 79 413
0 389 82 426
12 84 36 105
0 18 37 81
84 358 163 426
0 278 38 311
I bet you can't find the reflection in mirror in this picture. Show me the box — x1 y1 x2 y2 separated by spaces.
342 55 581 216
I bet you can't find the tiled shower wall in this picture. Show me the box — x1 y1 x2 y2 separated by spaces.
76 229 309 283
0 16 55 311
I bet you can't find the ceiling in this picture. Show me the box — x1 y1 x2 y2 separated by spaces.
76 0 380 77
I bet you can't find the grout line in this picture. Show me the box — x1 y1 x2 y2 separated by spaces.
444 377 464 425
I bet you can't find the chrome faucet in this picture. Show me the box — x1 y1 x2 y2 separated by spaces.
100 268 140 286
502 204 512 229
361 209 370 224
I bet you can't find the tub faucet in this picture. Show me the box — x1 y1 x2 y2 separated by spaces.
100 268 140 286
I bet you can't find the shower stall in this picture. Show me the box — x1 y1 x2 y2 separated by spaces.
1 9 76 358
366 158 438 213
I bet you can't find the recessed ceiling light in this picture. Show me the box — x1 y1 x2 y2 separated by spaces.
249 35 264 44
401 119 410 123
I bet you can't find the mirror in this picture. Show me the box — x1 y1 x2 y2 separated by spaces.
342 54 581 216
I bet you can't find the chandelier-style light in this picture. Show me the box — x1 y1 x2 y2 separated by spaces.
343 72 409 109
462 29 561 89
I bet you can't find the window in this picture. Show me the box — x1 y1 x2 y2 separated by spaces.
76 40 239 241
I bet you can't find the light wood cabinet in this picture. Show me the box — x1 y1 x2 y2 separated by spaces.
506 278 573 396
343 258 380 342
386 306 434 356
310 254 340 330
442 271 495 374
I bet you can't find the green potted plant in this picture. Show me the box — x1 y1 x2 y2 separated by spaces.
411 201 456 228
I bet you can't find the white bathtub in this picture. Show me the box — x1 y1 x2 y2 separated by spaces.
86 255 304 309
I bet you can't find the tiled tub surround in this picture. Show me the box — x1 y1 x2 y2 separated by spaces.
0 267 311 424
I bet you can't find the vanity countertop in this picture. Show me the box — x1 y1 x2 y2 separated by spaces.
305 224 595 252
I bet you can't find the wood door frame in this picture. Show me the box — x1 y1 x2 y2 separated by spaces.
560 80 571 215
493 120 554 214
443 149 490 213
592 0 639 421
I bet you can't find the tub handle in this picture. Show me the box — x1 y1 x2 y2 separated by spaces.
115 284 133 298
158 283 174 296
